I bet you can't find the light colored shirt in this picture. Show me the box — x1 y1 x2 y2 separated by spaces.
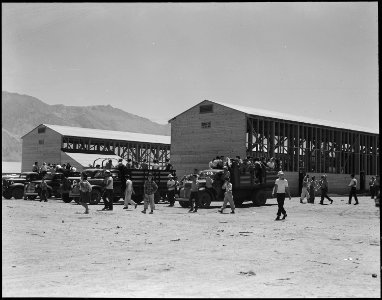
105 176 113 190
222 181 232 193
126 179 133 192
274 178 288 194
349 178 357 187
167 179 176 191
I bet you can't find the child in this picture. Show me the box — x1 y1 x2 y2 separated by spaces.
39 178 48 202
70 180 80 203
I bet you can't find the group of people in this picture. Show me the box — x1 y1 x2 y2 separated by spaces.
32 161 77 175
101 158 173 171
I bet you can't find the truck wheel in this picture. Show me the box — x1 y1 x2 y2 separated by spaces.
90 190 101 205
27 196 37 200
12 188 24 199
62 193 72 203
252 191 267 206
199 191 212 208
3 190 12 199
234 199 244 207
154 191 161 204
179 201 191 208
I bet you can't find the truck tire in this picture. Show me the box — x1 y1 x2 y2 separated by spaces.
12 188 24 199
252 190 267 206
179 200 191 208
62 193 72 203
199 191 212 208
27 195 37 200
154 191 161 204
234 199 244 207
3 190 12 199
90 189 101 205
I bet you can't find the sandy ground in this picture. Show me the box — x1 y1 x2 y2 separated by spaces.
2 195 380 298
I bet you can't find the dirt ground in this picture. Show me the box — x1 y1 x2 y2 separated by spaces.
2 195 380 298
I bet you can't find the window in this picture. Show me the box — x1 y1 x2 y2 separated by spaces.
38 127 46 134
38 139 44 145
201 122 211 128
199 104 213 114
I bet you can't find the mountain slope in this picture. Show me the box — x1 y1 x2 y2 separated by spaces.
2 91 171 161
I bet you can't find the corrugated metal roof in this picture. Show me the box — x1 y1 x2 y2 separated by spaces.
63 152 126 168
43 124 171 144
170 100 378 134
213 100 378 134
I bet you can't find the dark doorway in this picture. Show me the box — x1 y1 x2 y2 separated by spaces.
360 171 365 192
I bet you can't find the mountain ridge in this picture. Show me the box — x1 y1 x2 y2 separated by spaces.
2 91 171 162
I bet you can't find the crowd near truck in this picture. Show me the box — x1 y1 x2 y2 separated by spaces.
25 171 81 200
66 167 177 205
178 164 279 208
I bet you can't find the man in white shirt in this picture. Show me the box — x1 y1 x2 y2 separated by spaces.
348 173 359 205
272 171 291 221
167 174 176 207
102 170 114 211
123 174 138 210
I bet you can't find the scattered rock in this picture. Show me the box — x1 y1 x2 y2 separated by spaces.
239 271 256 276
170 238 180 242
62 220 64 223
372 274 377 278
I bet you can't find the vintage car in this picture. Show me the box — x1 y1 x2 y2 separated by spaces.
2 172 43 200
25 171 81 200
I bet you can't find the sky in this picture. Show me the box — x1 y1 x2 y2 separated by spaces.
2 2 379 132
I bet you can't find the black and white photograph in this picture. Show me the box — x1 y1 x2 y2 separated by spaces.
2 2 379 298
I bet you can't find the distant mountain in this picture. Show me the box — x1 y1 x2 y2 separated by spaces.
2 91 171 162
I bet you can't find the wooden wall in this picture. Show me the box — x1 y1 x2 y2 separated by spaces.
21 125 62 172
170 100 247 177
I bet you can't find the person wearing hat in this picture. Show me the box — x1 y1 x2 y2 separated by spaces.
32 161 39 173
40 162 48 176
272 171 291 220
142 173 158 214
300 174 310 204
318 175 333 205
219 177 235 214
348 173 359 205
102 170 114 211
167 173 176 207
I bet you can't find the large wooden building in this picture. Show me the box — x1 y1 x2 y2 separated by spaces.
21 124 171 172
169 100 379 195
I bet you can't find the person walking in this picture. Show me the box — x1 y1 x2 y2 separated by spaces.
117 159 127 197
272 171 291 220
205 174 215 197
308 176 318 204
79 173 91 214
300 174 310 204
188 174 200 213
348 173 359 205
123 174 138 210
318 175 334 205
218 177 235 214
369 176 376 199
39 178 48 202
167 174 176 207
142 173 158 214
102 170 114 211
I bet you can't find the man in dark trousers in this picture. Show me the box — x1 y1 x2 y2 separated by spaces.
117 159 127 197
188 174 200 213
272 171 291 220
318 175 334 205
348 173 359 205
102 170 114 210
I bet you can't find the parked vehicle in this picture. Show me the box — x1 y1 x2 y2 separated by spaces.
25 171 81 200
73 168 176 205
177 165 279 208
2 172 43 200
